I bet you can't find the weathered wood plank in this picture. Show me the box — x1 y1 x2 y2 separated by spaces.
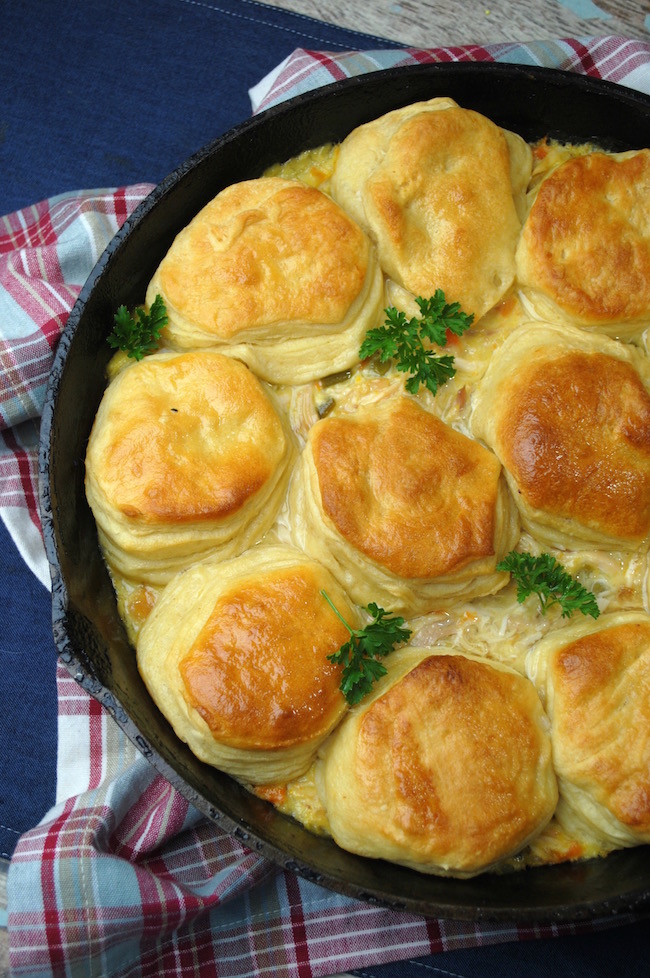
264 0 647 46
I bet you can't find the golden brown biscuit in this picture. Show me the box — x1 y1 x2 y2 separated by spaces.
526 612 650 850
330 97 532 322
471 322 650 551
288 396 519 614
137 545 355 783
317 647 557 877
85 351 295 585
146 177 385 383
516 149 650 336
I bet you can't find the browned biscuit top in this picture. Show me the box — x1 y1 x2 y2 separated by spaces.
90 351 287 525
310 397 501 579
155 177 371 338
332 100 528 321
496 349 650 541
348 653 555 871
549 620 650 835
178 564 348 749
516 150 650 324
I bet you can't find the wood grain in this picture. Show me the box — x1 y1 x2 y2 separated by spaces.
264 0 648 46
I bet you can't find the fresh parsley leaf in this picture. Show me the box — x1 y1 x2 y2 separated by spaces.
496 551 600 620
107 293 168 361
359 290 474 396
322 590 412 705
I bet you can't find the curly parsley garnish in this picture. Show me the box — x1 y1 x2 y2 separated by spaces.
359 290 474 396
322 591 412 705
107 293 168 361
497 551 600 620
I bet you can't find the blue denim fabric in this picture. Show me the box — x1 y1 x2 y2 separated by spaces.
351 918 650 977
0 0 402 216
0 519 57 859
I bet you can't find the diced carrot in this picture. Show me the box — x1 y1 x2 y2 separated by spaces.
254 784 288 805
445 327 460 346
534 137 550 160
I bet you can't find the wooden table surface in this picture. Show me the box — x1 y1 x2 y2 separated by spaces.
266 0 647 46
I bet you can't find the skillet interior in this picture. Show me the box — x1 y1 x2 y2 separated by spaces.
39 62 650 922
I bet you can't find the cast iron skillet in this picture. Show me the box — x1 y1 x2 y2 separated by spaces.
39 62 650 922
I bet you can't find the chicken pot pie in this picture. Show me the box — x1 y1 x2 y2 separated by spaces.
84 96 650 882
316 647 557 877
137 545 355 783
470 322 650 552
526 612 650 852
146 176 385 384
330 97 532 323
516 149 650 337
85 350 295 586
288 395 519 614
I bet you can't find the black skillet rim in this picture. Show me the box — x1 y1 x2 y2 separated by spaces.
38 61 650 923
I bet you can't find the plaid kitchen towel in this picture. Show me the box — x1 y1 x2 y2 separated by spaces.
5 34 650 978
249 33 650 110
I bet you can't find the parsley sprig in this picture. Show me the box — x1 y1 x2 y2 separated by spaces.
108 293 168 361
359 290 474 396
322 591 412 705
497 551 600 620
